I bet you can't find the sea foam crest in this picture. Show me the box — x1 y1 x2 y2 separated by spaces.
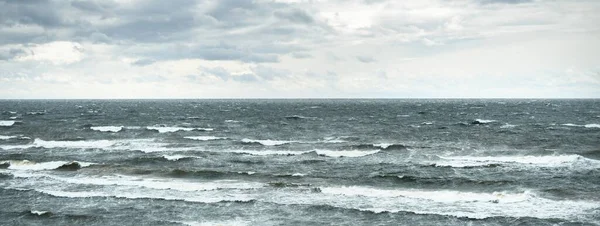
472 119 496 124
147 126 214 133
561 123 600 128
0 135 18 140
90 126 123 132
32 139 115 149
184 136 226 141
241 139 294 146
313 186 600 220
0 120 15 127
313 149 380 157
437 155 600 168
2 160 94 171
16 173 263 192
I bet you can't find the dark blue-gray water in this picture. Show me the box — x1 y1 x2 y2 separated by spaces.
1 99 599 225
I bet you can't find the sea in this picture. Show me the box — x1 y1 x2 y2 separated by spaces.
0 99 599 226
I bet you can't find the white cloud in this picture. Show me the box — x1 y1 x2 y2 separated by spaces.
16 41 84 65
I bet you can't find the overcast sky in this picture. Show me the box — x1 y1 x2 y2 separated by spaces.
0 0 599 98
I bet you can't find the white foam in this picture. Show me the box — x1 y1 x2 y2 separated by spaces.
162 155 198 161
560 123 599 128
311 186 600 220
291 173 306 177
90 126 123 132
584 124 600 128
226 150 310 156
147 126 214 133
30 210 50 215
0 120 15 127
7 173 599 222
500 124 517 129
314 149 380 157
474 119 496 124
33 139 115 149
184 136 226 141
14 173 263 192
321 186 531 203
561 123 580 127
241 139 294 146
373 143 393 149
322 137 346 143
0 135 18 140
437 155 600 168
4 160 94 170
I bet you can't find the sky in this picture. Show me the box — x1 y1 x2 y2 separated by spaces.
0 0 599 99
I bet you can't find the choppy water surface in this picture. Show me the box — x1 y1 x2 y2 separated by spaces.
1 99 599 225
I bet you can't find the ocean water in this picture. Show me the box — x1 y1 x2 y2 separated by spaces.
0 99 599 225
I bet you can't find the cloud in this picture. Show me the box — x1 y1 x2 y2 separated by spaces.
0 0 599 98
16 41 84 65
0 48 27 61
356 55 376 63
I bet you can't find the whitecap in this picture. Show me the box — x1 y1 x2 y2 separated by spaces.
162 155 199 161
30 210 50 216
241 139 295 146
313 149 380 158
500 124 517 129
184 136 226 141
90 126 123 132
291 173 306 177
473 119 496 124
3 160 94 171
14 173 263 192
226 150 310 156
584 124 600 128
147 126 213 133
436 155 600 168
0 120 15 127
0 135 18 140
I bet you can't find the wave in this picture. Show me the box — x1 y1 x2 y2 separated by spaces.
90 126 123 132
472 119 496 125
184 136 227 141
321 137 347 143
312 186 600 220
12 172 263 192
435 155 600 168
349 143 407 151
373 174 510 186
7 174 598 222
162 155 200 161
241 139 295 146
561 123 600 128
226 150 310 156
0 135 18 140
29 210 53 217
32 139 115 149
146 126 214 133
500 124 517 129
312 149 380 157
1 160 94 171
585 124 600 128
284 115 318 120
0 138 183 153
0 120 16 127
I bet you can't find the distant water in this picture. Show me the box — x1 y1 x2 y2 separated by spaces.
1 99 599 225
